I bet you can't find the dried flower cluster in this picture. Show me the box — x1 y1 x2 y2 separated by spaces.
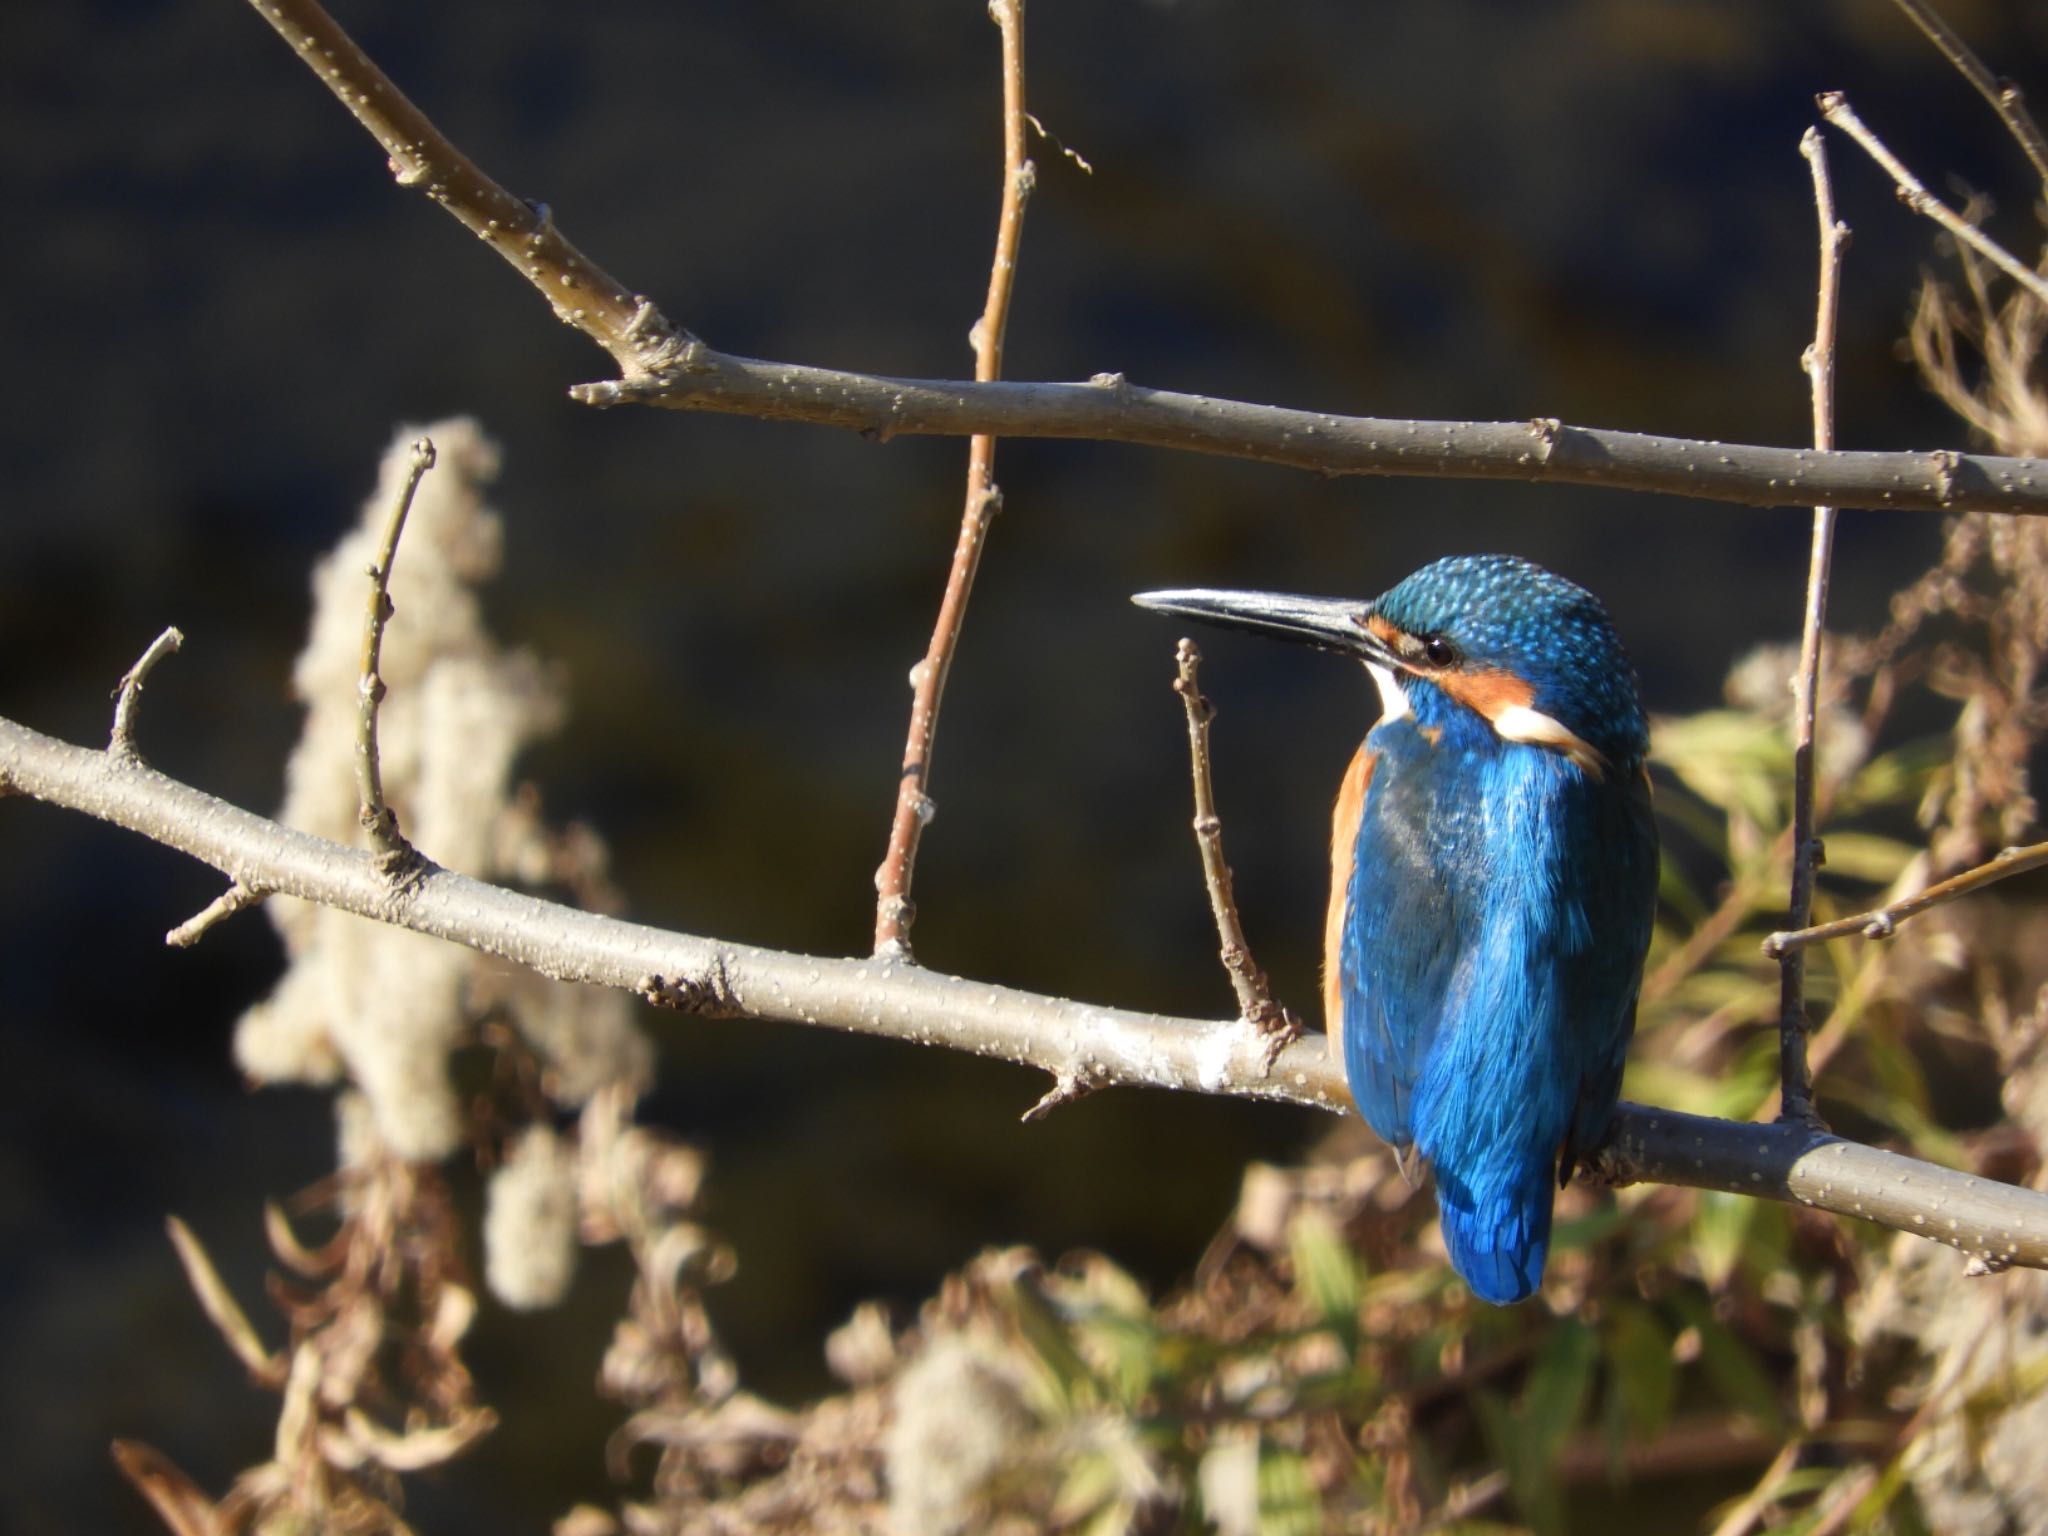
234 419 651 1159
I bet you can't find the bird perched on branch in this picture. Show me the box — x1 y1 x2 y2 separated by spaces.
1135 555 1658 1304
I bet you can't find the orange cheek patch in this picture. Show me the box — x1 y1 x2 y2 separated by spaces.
1436 666 1536 717
1323 744 1376 1045
1366 613 1403 648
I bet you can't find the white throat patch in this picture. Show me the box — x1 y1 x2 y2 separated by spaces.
1365 662 1411 723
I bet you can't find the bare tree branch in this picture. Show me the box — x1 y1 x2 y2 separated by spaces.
1887 0 2048 193
231 0 2048 519
1765 838 2048 956
1820 91 2048 313
580 365 2048 518
874 0 1033 957
8 706 2048 1273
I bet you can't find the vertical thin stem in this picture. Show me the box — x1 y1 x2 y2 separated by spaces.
1778 129 1851 1127
874 0 1034 957
357 437 436 868
1172 640 1298 1060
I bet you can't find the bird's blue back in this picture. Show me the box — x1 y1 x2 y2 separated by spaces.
1330 557 1657 1303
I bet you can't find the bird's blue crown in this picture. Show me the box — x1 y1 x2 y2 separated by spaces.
1374 555 1648 766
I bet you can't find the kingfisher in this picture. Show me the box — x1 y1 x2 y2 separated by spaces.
1135 555 1658 1304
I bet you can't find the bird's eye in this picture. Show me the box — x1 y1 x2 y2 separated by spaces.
1421 633 1458 668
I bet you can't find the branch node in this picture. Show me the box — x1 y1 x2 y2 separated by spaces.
1089 371 1127 395
1964 1251 2014 1278
166 881 269 948
636 957 741 1019
1932 447 1963 504
1526 416 1563 464
1022 1069 1099 1122
108 626 186 762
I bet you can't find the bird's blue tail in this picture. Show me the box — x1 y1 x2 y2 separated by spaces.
1435 1160 1554 1305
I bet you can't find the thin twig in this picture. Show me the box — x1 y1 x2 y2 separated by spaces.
1765 839 2048 957
873 0 1033 956
229 0 2048 517
1887 0 2048 193
1173 639 1301 1063
109 626 185 762
166 880 269 948
1776 129 1850 1128
1707 1441 1804 1536
356 437 435 871
1819 92 2048 313
239 0 694 380
1021 1069 1100 1123
10 708 2048 1270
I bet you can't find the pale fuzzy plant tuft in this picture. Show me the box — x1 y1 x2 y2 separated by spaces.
234 419 649 1159
883 1332 1038 1536
486 1124 581 1310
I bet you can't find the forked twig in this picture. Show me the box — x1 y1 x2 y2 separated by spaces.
1819 92 2048 315
109 626 185 762
1173 640 1302 1065
1775 128 1851 1127
873 0 1034 956
1765 839 2048 957
356 437 435 871
1887 0 2048 193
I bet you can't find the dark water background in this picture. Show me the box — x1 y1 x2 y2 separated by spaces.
4 1 2043 1529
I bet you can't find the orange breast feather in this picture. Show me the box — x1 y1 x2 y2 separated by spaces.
1323 743 1376 1057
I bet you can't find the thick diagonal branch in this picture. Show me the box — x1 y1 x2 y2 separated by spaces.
8 709 2048 1273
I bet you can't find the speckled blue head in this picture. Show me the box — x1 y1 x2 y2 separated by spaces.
1373 555 1648 769
1133 554 1646 772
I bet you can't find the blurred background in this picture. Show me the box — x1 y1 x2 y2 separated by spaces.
4 0 2044 1530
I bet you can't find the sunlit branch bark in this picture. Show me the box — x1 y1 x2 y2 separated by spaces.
7 708 2047 1274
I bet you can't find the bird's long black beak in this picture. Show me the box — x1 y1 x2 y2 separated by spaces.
1131 587 1393 665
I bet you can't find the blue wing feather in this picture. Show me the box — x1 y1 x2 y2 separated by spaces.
1336 711 1657 1303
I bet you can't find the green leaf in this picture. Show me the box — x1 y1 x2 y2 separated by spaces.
1691 1190 1755 1290
1603 1302 1676 1453
1473 1321 1599 1536
1287 1206 1362 1341
1255 1445 1322 1536
1672 1293 1785 1434
1813 832 1921 885
1650 709 1790 830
